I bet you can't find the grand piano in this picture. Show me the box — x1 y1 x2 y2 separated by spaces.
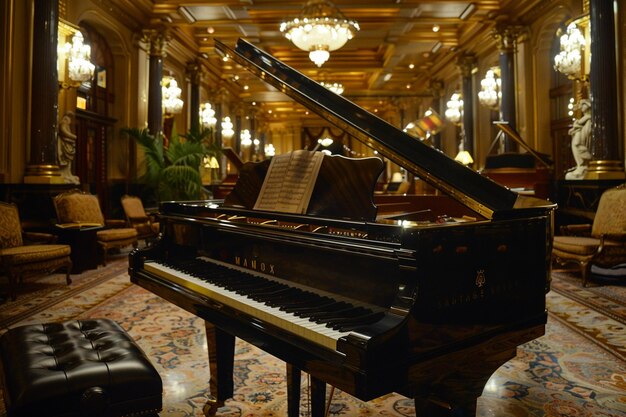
129 39 556 417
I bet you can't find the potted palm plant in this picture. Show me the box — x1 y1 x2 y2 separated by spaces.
122 125 221 202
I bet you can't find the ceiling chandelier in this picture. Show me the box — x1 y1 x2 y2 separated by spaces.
199 102 217 128
162 76 184 115
280 0 359 67
478 67 501 111
554 18 589 81
240 129 252 146
320 81 344 95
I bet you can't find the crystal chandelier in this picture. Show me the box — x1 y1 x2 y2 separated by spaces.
444 93 463 125
240 129 252 146
199 103 217 128
280 0 359 67
162 76 184 115
320 81 344 95
478 67 501 111
221 117 234 139
554 19 588 80
60 31 95 83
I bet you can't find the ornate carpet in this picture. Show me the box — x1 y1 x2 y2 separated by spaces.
0 258 625 417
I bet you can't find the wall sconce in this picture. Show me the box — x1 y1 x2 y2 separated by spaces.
162 76 184 115
199 102 217 128
58 20 94 89
478 67 501 111
221 117 234 139
554 16 590 82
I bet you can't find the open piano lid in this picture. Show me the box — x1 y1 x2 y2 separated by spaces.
216 38 554 220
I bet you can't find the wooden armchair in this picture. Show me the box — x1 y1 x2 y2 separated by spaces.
0 201 72 300
552 183 626 286
53 190 138 266
120 195 160 246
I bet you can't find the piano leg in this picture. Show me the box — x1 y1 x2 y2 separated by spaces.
310 376 326 417
203 322 235 417
286 364 301 417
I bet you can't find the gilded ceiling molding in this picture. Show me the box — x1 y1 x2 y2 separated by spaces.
140 28 171 57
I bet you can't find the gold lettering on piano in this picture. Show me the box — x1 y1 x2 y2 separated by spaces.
234 256 276 275
436 278 521 309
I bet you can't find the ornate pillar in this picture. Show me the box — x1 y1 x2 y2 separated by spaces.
24 0 63 183
428 79 444 150
457 54 476 156
586 0 624 179
492 24 521 152
142 29 170 137
187 59 202 132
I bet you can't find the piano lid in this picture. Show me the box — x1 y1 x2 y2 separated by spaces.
215 38 553 219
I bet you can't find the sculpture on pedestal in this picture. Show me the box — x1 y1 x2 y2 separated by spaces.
57 111 80 184
565 99 592 180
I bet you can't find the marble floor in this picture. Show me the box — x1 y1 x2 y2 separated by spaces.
1 255 625 417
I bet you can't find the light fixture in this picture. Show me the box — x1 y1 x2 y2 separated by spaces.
445 92 463 125
58 23 95 88
265 144 276 157
162 76 184 115
554 17 589 81
280 0 359 67
478 67 501 111
203 155 219 169
240 129 252 146
318 137 334 147
454 150 474 165
221 117 234 139
199 102 217 128
320 81 344 95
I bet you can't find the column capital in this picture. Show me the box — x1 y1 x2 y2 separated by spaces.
428 78 444 98
141 28 171 57
491 23 523 52
186 59 203 85
456 53 477 78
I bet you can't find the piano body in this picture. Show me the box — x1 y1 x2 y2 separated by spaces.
129 39 556 417
481 122 555 200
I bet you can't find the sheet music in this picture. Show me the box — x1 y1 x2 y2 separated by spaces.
254 150 324 214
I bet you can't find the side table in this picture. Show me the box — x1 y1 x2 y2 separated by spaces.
56 226 103 274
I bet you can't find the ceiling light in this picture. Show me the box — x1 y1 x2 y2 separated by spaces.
554 17 589 81
280 0 359 67
459 3 477 20
432 24 440 32
445 92 463 125
221 117 234 139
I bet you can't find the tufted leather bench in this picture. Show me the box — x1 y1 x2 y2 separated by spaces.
0 319 162 417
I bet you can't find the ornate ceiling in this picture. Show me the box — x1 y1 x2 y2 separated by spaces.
107 0 547 119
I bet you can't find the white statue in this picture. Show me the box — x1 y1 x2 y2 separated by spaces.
58 112 80 184
565 99 592 180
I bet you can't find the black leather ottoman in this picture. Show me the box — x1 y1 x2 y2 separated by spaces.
0 319 162 417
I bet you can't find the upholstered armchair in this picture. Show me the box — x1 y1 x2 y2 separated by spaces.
552 184 626 286
53 190 138 266
0 202 72 300
120 195 160 246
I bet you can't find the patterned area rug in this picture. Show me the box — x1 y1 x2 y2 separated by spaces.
0 260 624 417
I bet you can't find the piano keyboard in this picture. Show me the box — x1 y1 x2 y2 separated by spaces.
144 257 383 350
